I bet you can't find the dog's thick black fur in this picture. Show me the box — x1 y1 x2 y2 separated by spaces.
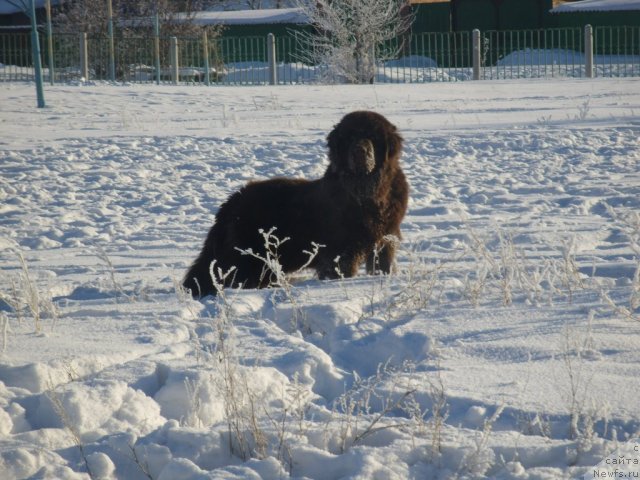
183 111 409 298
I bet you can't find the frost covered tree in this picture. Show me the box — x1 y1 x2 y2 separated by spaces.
294 0 413 84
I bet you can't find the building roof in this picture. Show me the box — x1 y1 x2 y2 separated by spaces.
187 7 309 26
0 0 60 15
552 0 640 13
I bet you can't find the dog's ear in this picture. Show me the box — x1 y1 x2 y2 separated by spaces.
385 126 403 161
326 125 341 168
327 125 339 152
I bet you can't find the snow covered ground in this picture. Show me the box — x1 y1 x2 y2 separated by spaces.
1 78 639 479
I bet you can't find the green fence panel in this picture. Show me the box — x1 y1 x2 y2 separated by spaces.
594 26 640 78
1 27 639 84
51 33 80 82
378 31 473 83
480 28 585 79
214 35 267 85
0 32 32 80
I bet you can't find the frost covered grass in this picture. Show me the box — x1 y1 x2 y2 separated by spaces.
0 252 59 334
1 79 639 479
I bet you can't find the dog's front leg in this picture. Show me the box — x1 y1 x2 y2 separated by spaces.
366 235 399 275
317 251 363 280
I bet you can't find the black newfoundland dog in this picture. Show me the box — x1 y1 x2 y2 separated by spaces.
183 111 409 298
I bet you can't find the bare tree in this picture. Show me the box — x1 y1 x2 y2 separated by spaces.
53 0 218 37
294 0 413 84
52 1 223 81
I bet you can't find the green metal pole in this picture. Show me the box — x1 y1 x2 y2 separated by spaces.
107 0 115 81
45 0 54 84
30 0 45 108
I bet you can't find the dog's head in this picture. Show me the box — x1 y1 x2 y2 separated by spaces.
326 111 402 181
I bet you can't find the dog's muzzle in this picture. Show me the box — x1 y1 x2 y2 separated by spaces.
347 139 376 175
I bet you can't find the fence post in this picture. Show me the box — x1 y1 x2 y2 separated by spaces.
154 14 160 85
370 43 376 84
45 0 54 84
203 31 211 86
170 36 179 85
472 29 481 80
267 33 277 85
585 24 594 78
80 32 89 81
107 0 115 81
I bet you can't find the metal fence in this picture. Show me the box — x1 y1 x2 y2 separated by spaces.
480 28 586 79
1 25 638 85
